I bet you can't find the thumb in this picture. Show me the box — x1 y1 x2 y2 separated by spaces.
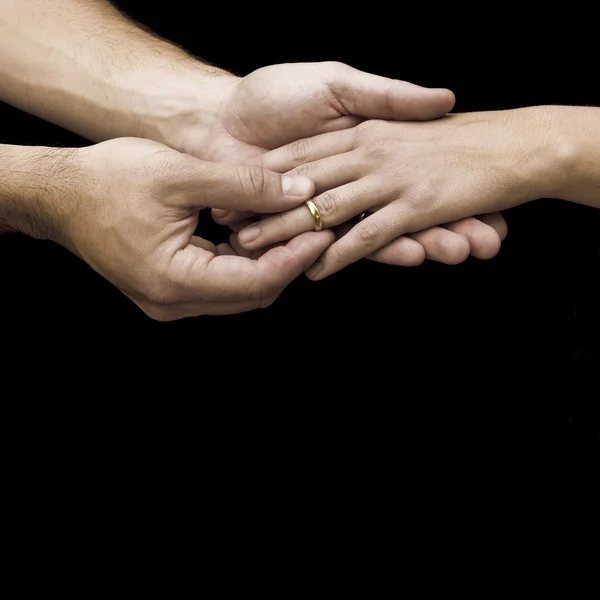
176 158 315 212
325 62 455 121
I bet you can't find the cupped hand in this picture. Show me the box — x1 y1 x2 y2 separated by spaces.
232 110 540 278
183 61 456 162
59 138 332 319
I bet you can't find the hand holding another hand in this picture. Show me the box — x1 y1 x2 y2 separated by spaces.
160 61 507 267
226 109 551 278
51 138 332 319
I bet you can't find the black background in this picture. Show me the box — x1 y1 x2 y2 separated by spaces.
1 4 598 472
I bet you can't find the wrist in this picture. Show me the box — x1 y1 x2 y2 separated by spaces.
0 145 81 244
114 60 240 155
496 106 567 204
513 105 596 203
534 105 600 207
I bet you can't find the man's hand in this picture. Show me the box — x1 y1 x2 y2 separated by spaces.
233 109 556 279
173 62 455 162
0 138 332 319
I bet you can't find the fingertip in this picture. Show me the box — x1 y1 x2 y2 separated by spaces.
455 221 502 260
473 231 502 260
432 88 456 111
480 212 509 241
414 88 456 120
212 208 231 220
370 236 426 266
444 234 470 264
237 223 262 248
305 261 324 281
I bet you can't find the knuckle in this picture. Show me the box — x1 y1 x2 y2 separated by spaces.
315 191 339 220
406 182 436 212
238 165 267 198
288 162 311 177
355 119 386 142
288 137 313 165
355 219 381 247
320 60 347 72
364 138 399 161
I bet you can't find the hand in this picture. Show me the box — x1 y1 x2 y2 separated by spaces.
234 109 548 278
165 61 508 265
214 204 507 267
57 138 332 319
178 61 456 162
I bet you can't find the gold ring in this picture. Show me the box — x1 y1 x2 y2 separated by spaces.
305 199 323 232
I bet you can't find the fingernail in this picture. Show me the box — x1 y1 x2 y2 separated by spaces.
213 209 231 220
238 224 261 245
306 261 323 280
282 175 313 198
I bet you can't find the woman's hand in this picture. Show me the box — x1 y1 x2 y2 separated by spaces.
228 107 555 278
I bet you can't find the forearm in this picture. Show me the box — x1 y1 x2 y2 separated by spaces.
0 0 237 144
530 105 600 209
0 144 78 242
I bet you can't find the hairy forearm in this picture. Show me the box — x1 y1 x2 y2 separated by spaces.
0 144 79 241
0 0 236 143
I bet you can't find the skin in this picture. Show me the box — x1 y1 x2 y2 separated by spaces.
205 63 508 265
0 1 508 322
0 139 332 319
233 106 600 279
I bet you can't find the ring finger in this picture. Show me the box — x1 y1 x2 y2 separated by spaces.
237 177 391 250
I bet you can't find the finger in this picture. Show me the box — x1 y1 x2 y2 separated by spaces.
477 212 508 241
229 217 259 233
288 151 362 193
305 206 403 280
333 221 425 267
212 209 255 225
368 236 426 266
212 208 230 220
324 62 456 121
260 128 355 174
408 227 470 265
216 243 237 256
445 217 501 260
189 236 218 253
172 156 316 212
228 232 267 259
237 179 389 250
173 230 335 304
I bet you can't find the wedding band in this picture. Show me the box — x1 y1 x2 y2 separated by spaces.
305 199 323 232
